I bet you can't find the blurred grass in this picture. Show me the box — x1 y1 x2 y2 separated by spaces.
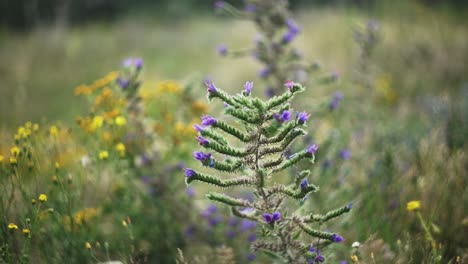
1 4 467 129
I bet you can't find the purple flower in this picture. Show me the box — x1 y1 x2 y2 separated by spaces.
247 233 257 242
346 203 353 210
214 1 224 9
208 215 223 227
116 77 130 89
193 124 204 132
282 30 298 44
207 204 217 214
263 213 273 223
185 168 196 178
341 261 348 264
196 136 209 146
226 230 237 239
287 19 300 34
315 253 325 262
297 111 310 124
134 58 143 70
265 87 275 98
330 91 344 110
300 179 308 191
332 234 344 243
244 81 253 94
258 68 270 78
340 149 350 160
307 144 319 155
272 212 281 221
309 246 316 252
205 81 217 93
281 110 291 121
218 44 228 56
240 219 257 232
201 115 217 126
186 187 196 198
284 80 294 90
228 217 238 226
247 253 256 262
122 58 134 67
246 4 256 12
193 151 211 161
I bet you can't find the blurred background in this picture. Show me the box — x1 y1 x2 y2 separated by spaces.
0 0 467 263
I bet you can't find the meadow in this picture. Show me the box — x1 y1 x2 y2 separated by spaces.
0 1 467 263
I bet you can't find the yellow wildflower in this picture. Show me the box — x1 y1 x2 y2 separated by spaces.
32 123 39 131
22 228 30 236
38 194 48 203
115 116 127 126
0 155 4 162
90 116 104 131
85 242 92 249
25 121 32 128
31 199 36 205
55 162 60 169
10 146 20 156
157 80 182 94
102 131 112 142
407 200 421 211
10 157 17 165
14 134 20 141
99 151 109 160
350 255 359 263
49 126 58 136
191 100 208 114
115 143 126 157
122 219 127 227
8 223 18 230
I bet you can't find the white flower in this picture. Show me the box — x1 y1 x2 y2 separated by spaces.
80 155 91 168
352 241 360 248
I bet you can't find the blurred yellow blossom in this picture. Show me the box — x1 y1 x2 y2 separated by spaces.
22 228 30 236
115 143 126 157
10 146 20 156
351 255 359 263
115 116 127 126
0 155 4 162
99 151 109 160
10 157 17 165
85 242 92 249
38 194 48 203
407 200 421 211
8 223 18 230
32 123 39 131
49 126 58 136
191 100 208 115
156 80 182 94
90 116 104 131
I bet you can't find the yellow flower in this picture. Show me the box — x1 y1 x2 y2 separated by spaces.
99 151 109 160
31 199 36 205
0 155 4 162
115 116 127 126
38 194 47 203
407 200 421 211
191 100 208 115
85 242 92 249
22 228 30 236
10 146 20 157
10 157 17 165
350 255 359 263
90 116 104 131
49 126 58 136
8 223 18 230
115 143 126 157
55 162 60 169
32 123 39 131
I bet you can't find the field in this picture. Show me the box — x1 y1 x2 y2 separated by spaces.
0 1 467 263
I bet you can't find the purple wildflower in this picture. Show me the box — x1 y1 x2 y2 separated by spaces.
300 179 308 191
244 81 253 94
282 30 298 44
258 68 270 78
263 213 273 224
193 124 204 132
116 77 130 89
247 253 256 262
228 217 238 226
193 151 211 161
284 80 294 90
307 144 319 155
346 203 353 210
240 219 257 232
214 1 224 9
196 136 209 146
184 168 196 178
201 115 217 126
340 149 350 160
134 58 143 70
248 233 257 242
205 81 217 93
246 4 256 12
217 44 228 56
281 110 292 121
309 246 316 252
272 212 281 221
332 234 344 243
265 87 275 98
297 111 310 124
315 253 325 262
186 187 196 198
208 215 223 227
226 230 237 239
287 19 301 34
122 58 134 67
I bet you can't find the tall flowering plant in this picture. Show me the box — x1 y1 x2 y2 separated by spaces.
185 80 351 263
